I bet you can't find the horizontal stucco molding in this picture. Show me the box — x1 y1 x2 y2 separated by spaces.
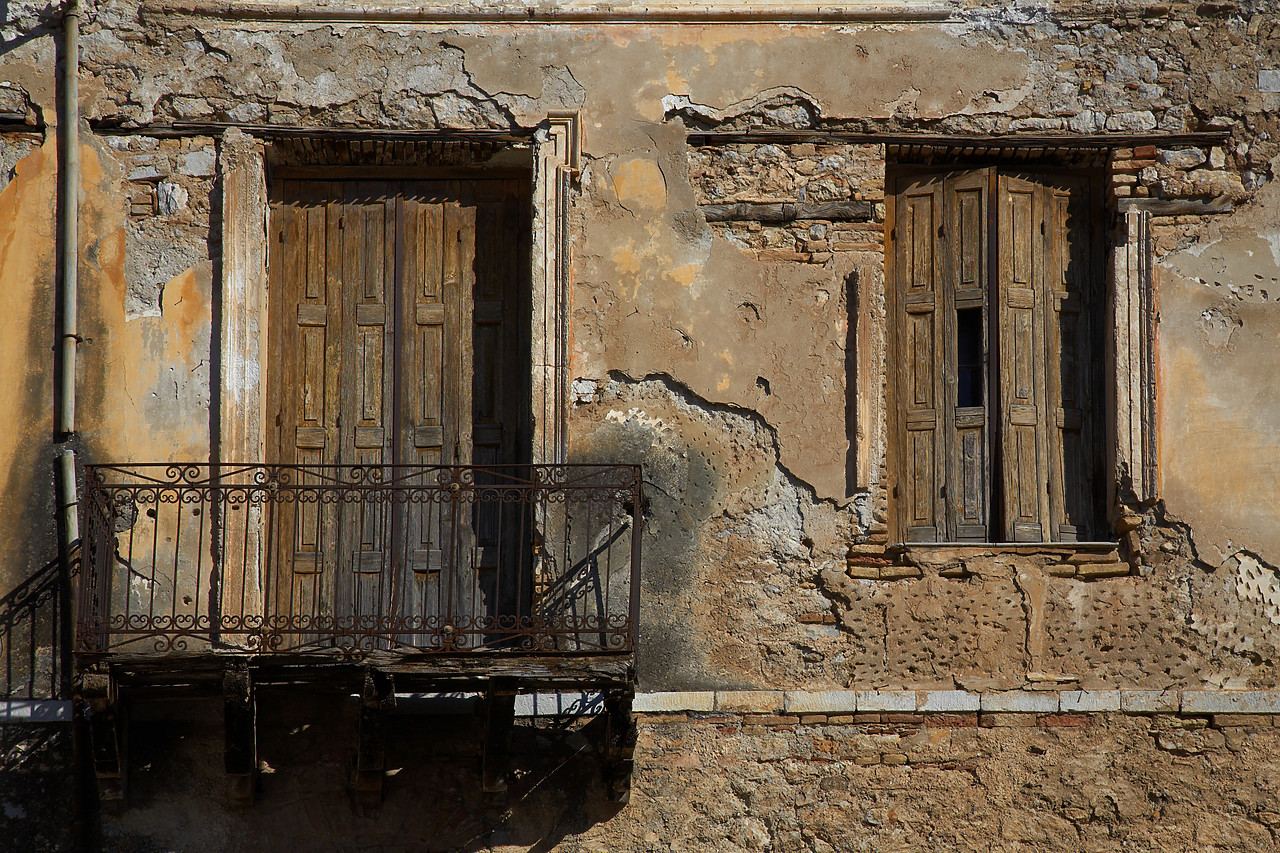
143 0 957 23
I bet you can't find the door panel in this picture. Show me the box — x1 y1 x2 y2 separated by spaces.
338 183 396 622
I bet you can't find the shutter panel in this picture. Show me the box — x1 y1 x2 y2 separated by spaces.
400 186 446 584
894 175 946 542
269 181 344 621
337 182 396 614
996 174 1050 542
397 182 476 626
1044 175 1099 541
401 184 449 471
944 171 991 542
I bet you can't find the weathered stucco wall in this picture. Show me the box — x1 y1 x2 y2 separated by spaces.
2 0 1280 849
1158 178 1280 565
0 0 1274 688
0 134 59 586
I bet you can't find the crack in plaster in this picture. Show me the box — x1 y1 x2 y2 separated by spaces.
1011 567 1042 675
606 369 844 517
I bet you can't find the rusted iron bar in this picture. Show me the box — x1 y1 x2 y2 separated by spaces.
481 678 517 803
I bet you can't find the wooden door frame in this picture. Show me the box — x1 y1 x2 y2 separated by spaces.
215 117 580 618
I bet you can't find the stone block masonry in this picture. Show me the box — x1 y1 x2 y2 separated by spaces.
628 689 1280 720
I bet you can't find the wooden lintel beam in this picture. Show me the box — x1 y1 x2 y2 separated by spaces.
88 120 534 144
687 130 1232 148
1117 197 1234 216
701 200 874 223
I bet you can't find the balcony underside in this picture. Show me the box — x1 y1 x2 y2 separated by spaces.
81 649 636 695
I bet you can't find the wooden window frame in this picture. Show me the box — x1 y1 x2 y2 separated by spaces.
885 163 1110 545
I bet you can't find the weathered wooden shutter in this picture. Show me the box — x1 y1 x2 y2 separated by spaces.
996 174 1051 542
893 174 946 542
269 180 343 620
397 182 476 625
943 171 991 542
1044 175 1099 541
272 175 532 641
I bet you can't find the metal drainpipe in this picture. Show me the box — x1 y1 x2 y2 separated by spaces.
58 0 79 439
57 1 80 551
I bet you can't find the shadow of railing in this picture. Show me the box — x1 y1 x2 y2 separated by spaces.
0 552 71 701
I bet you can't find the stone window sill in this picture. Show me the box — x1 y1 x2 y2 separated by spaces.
847 541 1130 580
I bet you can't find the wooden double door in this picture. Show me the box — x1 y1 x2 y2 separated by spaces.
267 173 530 636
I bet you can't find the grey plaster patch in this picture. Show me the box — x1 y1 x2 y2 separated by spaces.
179 148 217 177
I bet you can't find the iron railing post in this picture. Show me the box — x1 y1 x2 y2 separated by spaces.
628 466 643 654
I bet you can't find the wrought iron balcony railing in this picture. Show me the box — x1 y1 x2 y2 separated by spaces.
76 464 642 661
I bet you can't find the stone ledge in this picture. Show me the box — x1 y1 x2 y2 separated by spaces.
1181 690 1280 714
632 691 715 713
981 691 1060 714
1061 689 1121 712
714 690 785 713
856 690 916 712
846 541 1136 582
1119 689 1180 713
626 689 1280 718
785 690 858 715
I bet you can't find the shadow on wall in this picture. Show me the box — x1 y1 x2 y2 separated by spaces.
102 692 626 853
0 723 76 851
0 1 56 56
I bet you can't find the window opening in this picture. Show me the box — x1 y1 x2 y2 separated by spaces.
889 166 1105 544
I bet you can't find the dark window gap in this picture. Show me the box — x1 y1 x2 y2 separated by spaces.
956 306 984 408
